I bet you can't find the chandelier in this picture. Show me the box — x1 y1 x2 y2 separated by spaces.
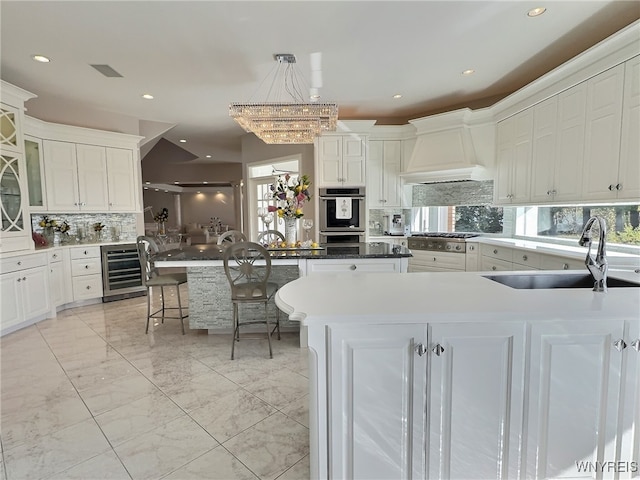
229 53 338 144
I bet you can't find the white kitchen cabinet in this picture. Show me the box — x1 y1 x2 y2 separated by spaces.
465 242 479 271
44 141 109 212
327 323 427 480
582 64 625 201
428 322 526 480
539 254 585 271
408 250 466 272
367 140 402 207
316 135 366 187
494 109 533 204
106 147 138 211
48 248 71 307
0 253 50 335
530 96 558 203
526 320 627 479
618 55 640 201
24 135 46 211
69 246 103 301
305 257 403 274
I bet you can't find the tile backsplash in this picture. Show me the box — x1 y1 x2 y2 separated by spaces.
412 180 494 207
31 213 138 244
368 208 411 236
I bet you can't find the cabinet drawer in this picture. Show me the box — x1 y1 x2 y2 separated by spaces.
48 249 63 263
511 250 542 269
0 252 47 274
480 244 513 262
70 246 100 260
71 257 102 276
72 274 103 301
306 259 400 274
540 255 584 271
481 257 513 272
410 251 466 271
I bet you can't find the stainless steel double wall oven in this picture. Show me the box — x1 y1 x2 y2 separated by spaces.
319 187 366 243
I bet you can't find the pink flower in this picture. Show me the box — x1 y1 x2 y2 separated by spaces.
267 205 277 212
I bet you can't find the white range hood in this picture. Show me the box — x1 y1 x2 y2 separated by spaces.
401 108 495 184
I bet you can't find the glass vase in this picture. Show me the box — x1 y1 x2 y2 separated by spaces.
157 221 166 235
283 217 297 246
43 227 55 246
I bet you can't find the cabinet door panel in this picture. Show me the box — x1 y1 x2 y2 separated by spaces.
22 266 50 319
582 64 624 200
107 148 137 211
428 322 526 480
0 272 22 331
526 321 626 479
512 110 533 203
367 140 384 206
383 140 402 207
318 137 342 185
531 97 558 202
342 137 366 186
43 140 79 210
76 144 108 211
327 324 427 480
619 56 640 201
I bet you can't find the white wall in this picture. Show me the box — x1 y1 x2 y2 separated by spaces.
180 188 236 229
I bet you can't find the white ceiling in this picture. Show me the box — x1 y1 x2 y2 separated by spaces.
1 1 638 163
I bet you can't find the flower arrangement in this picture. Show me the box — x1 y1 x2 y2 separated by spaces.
55 221 71 234
154 208 169 223
93 222 105 232
268 174 311 219
39 215 58 229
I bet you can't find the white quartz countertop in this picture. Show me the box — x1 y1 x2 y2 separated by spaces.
275 270 640 326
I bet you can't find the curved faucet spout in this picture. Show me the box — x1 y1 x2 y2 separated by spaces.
579 215 608 292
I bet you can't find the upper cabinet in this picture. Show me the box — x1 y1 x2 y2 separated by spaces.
494 109 532 204
1 81 37 253
106 148 138 211
367 140 402 207
495 55 639 206
316 135 366 187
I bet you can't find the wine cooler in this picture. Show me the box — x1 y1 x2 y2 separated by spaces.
100 244 146 301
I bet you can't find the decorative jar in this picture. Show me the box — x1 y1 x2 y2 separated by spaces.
283 217 297 246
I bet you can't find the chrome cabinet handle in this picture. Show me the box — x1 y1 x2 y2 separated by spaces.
415 343 427 356
349 264 357 270
631 339 640 352
608 184 615 191
613 339 627 351
432 344 445 356
616 184 622 190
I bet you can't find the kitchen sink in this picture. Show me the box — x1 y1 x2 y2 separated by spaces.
483 273 639 289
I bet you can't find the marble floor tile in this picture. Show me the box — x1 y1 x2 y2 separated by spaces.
65 357 140 392
242 369 309 410
1 390 91 450
95 390 185 446
275 454 310 480
138 358 213 391
189 388 276 443
164 446 259 480
2 418 111 480
48 451 131 480
223 412 309 480
79 373 161 416
279 394 309 428
114 415 218 480
161 371 239 413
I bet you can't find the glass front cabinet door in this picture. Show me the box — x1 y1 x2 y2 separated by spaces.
0 152 29 251
0 105 20 153
24 136 45 209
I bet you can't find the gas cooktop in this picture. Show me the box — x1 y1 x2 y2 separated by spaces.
410 232 480 239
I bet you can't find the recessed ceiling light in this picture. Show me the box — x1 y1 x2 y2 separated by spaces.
203 181 208 184
145 181 150 185
142 94 154 100
462 69 476 76
527 7 546 17
154 189 159 192
310 94 321 100
206 155 212 158
179 139 187 143
32 54 50 63
143 187 148 190
393 94 402 99
174 181 180 184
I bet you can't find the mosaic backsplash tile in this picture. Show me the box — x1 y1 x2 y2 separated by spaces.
31 213 138 244
412 180 495 207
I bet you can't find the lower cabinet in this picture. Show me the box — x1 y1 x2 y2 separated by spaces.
48 248 71 307
69 246 103 301
318 318 638 479
0 253 50 335
305 257 405 274
408 250 466 272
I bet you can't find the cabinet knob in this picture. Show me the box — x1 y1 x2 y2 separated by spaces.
634 269 640 274
562 263 570 270
432 344 445 356
22 277 26 281
616 183 622 191
522 255 528 261
84 250 88 255
546 190 552 196
469 245 475 251
86 285 91 290
493 249 498 254
349 264 357 270
85 265 90 269
433 257 437 262
414 343 427 356
17 278 21 282
631 339 640 352
613 339 627 351
17 261 22 266
492 266 497 271
52 254 57 259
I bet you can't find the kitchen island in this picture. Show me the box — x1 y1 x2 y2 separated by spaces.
153 242 411 332
275 270 640 480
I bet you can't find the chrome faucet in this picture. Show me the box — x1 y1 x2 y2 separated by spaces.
578 215 608 292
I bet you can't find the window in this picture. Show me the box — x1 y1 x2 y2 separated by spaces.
515 205 640 247
411 206 504 234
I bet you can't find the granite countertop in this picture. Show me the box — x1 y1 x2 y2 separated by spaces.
153 242 412 263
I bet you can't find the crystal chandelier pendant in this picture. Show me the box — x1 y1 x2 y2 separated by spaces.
229 53 338 144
